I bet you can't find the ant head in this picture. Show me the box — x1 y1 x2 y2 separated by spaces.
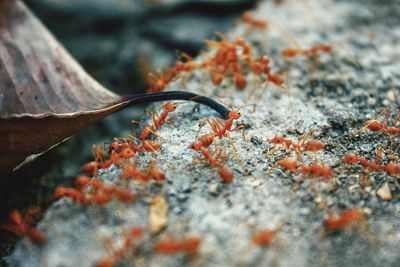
228 111 241 120
234 37 246 46
270 135 284 144
189 141 203 151
121 148 134 158
259 55 270 65
10 210 23 224
109 142 120 151
164 102 177 112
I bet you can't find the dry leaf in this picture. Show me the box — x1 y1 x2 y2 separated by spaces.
0 0 125 176
149 195 169 235
0 0 229 176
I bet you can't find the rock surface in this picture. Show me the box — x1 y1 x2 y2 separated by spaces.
7 0 400 266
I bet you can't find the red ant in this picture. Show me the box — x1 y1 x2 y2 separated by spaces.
233 72 247 90
138 125 155 140
343 152 400 175
174 52 197 72
190 134 215 150
324 208 364 233
301 163 333 179
364 109 400 136
54 175 136 205
146 66 179 93
241 11 268 29
281 44 332 59
113 188 136 203
1 210 47 245
190 139 235 183
147 161 165 181
252 229 275 246
150 102 177 131
120 163 151 182
153 237 201 256
53 186 89 204
96 226 143 267
277 158 299 172
277 158 333 179
217 166 234 183
142 140 161 152
270 135 325 154
207 110 245 140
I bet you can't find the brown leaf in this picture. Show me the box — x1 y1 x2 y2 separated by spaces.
0 0 126 175
149 195 169 235
0 0 229 176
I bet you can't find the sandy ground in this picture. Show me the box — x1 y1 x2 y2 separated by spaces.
7 0 400 266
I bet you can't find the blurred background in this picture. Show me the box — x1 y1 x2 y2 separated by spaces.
0 0 260 262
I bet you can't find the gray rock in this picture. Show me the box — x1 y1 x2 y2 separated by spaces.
6 0 400 266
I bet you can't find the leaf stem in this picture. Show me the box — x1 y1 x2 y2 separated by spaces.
122 91 230 119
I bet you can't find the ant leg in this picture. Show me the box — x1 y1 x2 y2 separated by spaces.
196 119 208 139
206 119 220 135
354 108 388 136
230 124 246 141
147 110 158 131
164 115 176 125
226 137 244 167
215 118 225 126
279 82 293 109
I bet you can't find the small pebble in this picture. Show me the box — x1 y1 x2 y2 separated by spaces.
360 143 373 152
385 90 396 102
208 184 219 196
377 182 392 201
177 193 188 202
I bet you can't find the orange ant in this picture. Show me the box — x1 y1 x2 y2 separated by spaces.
153 237 201 256
75 175 91 189
119 147 135 159
270 135 325 155
147 161 165 182
277 158 333 179
120 165 151 182
113 188 136 203
277 158 299 172
217 166 234 183
234 72 247 90
241 11 268 29
54 176 136 205
146 66 179 93
281 44 332 59
96 226 143 267
364 109 400 135
138 125 155 140
211 71 224 86
150 102 177 131
252 229 275 247
343 152 400 175
198 147 218 167
324 208 364 233
190 134 215 150
190 139 235 183
1 210 47 245
300 163 333 179
142 140 161 152
81 161 99 176
53 186 89 204
81 143 128 175
207 110 245 140
174 52 197 72
270 135 301 151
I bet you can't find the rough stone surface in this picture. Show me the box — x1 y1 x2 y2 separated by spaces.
7 0 400 266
